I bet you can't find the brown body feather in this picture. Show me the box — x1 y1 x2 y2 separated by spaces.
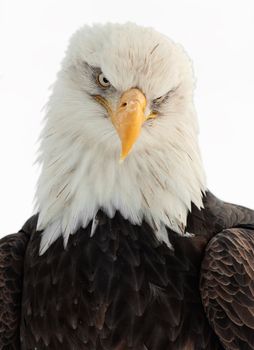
0 228 30 349
0 191 254 349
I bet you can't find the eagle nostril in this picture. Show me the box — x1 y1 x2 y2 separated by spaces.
121 102 128 108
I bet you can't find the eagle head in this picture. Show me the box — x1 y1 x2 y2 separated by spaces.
36 23 206 254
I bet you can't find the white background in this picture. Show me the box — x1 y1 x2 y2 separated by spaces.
0 0 254 237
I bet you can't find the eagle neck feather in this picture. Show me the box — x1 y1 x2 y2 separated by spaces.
35 106 206 254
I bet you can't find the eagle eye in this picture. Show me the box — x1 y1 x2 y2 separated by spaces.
153 95 165 103
153 88 177 105
97 73 111 88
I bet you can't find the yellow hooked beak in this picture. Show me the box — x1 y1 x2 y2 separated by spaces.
94 88 157 161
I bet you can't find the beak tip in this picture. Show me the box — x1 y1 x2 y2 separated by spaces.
119 150 130 163
119 155 125 164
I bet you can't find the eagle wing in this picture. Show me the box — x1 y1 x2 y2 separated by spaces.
200 227 254 350
0 217 34 349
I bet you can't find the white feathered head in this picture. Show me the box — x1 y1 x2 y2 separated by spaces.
36 23 206 254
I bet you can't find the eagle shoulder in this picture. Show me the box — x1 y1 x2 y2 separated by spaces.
0 224 32 349
200 227 254 349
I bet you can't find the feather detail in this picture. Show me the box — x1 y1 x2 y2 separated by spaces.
39 220 62 255
90 215 99 237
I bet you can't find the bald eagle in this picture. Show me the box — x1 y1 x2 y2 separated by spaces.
1 23 254 350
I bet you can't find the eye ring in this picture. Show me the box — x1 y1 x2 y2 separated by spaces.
97 73 111 88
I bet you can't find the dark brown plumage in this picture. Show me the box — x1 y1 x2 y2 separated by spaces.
0 191 254 349
201 228 254 349
0 229 30 349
